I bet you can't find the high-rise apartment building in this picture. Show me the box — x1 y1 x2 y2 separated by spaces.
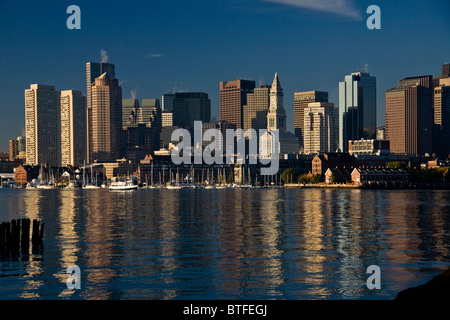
86 62 116 163
303 102 336 154
294 91 328 150
338 72 377 152
25 84 60 166
243 84 270 137
173 92 211 129
90 72 123 162
60 90 86 167
220 79 255 130
385 75 433 156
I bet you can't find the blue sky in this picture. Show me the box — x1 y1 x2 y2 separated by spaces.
0 0 449 151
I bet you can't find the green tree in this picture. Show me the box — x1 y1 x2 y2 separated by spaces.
298 174 310 184
281 168 296 183
227 172 234 184
310 174 323 184
387 161 407 169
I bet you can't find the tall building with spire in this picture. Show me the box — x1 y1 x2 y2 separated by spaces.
260 73 299 157
267 73 287 132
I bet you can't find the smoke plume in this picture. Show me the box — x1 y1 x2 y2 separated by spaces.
100 49 109 63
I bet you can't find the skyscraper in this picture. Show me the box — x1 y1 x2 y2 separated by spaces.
60 90 86 167
338 72 377 152
385 75 433 156
294 91 328 150
122 98 140 126
25 84 60 166
243 84 270 137
433 76 450 159
162 92 175 111
90 72 123 162
220 79 255 129
86 62 116 163
9 139 18 161
267 73 286 131
173 92 211 129
303 102 336 154
261 73 299 156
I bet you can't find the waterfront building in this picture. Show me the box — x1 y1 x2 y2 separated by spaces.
351 167 409 186
25 84 60 166
220 79 255 130
294 91 328 150
385 75 433 156
303 102 336 154
324 167 352 184
339 72 377 152
311 152 355 176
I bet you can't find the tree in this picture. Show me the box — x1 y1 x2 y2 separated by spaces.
227 172 234 184
310 174 323 184
281 168 296 183
387 161 407 169
298 174 310 184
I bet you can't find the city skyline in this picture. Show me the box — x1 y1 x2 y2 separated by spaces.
0 0 450 151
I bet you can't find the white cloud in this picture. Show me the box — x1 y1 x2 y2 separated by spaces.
262 0 362 20
146 53 164 58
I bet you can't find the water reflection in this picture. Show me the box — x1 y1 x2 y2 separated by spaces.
0 188 449 300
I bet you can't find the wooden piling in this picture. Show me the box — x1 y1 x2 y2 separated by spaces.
0 218 43 255
20 218 30 254
0 222 5 253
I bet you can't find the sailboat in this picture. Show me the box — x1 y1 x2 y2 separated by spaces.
83 164 100 189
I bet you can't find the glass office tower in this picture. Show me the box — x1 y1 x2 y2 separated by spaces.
338 72 376 152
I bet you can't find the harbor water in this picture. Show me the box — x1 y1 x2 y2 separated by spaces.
0 188 449 300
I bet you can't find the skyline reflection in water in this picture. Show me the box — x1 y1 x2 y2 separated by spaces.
0 188 449 300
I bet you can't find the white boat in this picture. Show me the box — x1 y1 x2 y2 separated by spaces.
83 184 100 189
109 177 138 191
166 185 182 190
